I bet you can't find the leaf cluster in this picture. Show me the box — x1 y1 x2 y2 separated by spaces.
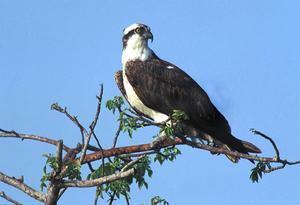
40 154 59 191
250 162 271 183
40 154 81 191
102 97 182 203
119 112 139 138
150 196 170 205
171 110 189 121
154 147 181 165
106 96 124 114
88 156 153 200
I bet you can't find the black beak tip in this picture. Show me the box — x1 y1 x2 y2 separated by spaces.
149 32 153 43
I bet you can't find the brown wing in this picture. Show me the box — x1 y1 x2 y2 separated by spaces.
123 58 261 156
124 59 225 130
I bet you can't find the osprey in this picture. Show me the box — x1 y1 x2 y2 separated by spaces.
115 23 261 162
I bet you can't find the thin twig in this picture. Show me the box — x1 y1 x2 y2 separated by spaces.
112 119 122 148
89 84 103 132
251 128 280 160
108 192 116 205
94 186 100 205
123 151 158 158
121 155 146 172
92 131 103 150
79 133 92 164
87 144 101 152
87 162 95 172
80 85 104 164
61 107 86 145
0 191 23 205
91 132 105 177
124 193 130 205
263 164 286 173
57 188 67 201
285 159 300 165
63 143 82 163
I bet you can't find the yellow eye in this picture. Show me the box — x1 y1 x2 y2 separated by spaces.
135 27 141 33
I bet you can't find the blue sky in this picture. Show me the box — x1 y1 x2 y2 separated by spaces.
1 1 300 204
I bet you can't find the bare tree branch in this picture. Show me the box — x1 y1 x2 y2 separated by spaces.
79 133 300 172
63 168 135 188
0 171 46 202
0 129 71 152
121 155 146 172
263 164 286 173
79 134 92 164
56 140 63 173
45 140 64 205
0 191 23 205
112 119 122 148
89 84 103 133
80 84 104 164
2 83 300 204
51 103 87 146
251 128 280 160
81 138 184 164
91 131 103 151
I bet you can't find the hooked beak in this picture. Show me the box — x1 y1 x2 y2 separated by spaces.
143 31 153 42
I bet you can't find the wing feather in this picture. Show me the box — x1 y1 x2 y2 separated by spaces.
125 59 217 123
123 58 261 156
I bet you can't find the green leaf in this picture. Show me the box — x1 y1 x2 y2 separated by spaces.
120 116 139 138
50 102 64 112
96 185 104 199
154 153 165 165
250 162 270 183
147 168 153 178
171 109 189 121
151 196 169 205
40 153 60 191
160 125 175 139
154 147 181 165
40 174 48 191
65 160 81 180
106 96 124 114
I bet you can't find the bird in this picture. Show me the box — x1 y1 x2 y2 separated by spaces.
115 23 261 163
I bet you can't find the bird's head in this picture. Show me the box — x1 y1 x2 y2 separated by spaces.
122 23 153 49
121 23 154 65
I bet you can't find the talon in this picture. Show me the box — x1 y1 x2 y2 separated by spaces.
150 132 168 148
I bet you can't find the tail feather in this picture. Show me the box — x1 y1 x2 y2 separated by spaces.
241 140 261 153
222 135 261 164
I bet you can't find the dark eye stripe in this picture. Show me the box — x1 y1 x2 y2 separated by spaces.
122 29 136 44
122 26 147 45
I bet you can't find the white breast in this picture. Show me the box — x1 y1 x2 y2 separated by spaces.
122 70 169 123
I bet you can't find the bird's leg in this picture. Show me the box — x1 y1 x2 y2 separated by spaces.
188 136 206 144
208 140 215 147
